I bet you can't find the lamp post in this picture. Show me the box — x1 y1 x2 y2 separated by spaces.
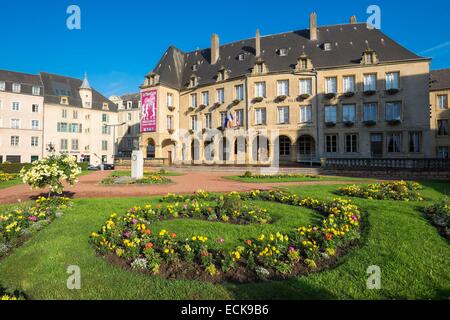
105 122 126 163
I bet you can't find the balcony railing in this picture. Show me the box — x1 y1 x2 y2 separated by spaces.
322 158 450 171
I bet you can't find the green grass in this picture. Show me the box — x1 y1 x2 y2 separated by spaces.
0 181 449 300
0 178 22 189
225 175 372 183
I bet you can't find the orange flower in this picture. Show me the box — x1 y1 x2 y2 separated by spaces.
145 242 154 249
246 240 252 246
145 229 151 235
171 233 177 238
325 233 333 241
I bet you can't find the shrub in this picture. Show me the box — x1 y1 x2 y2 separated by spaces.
338 181 423 201
77 162 89 171
424 199 450 240
0 172 18 183
21 155 81 196
0 163 31 174
243 171 252 178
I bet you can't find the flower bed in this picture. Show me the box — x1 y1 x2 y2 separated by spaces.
338 181 423 201
239 172 322 180
0 172 18 183
0 197 72 257
424 199 450 241
90 190 362 283
101 174 171 185
0 285 25 300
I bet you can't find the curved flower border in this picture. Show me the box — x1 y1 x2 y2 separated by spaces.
90 190 362 282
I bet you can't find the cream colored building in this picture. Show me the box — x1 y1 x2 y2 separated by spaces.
109 93 141 157
0 70 118 165
140 13 433 166
430 69 450 158
0 70 44 163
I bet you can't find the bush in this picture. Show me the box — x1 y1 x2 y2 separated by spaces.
425 199 450 240
21 154 82 196
243 171 252 178
77 162 89 171
0 172 18 182
338 181 423 201
0 163 31 174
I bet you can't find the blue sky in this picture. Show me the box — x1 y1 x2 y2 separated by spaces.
0 0 449 96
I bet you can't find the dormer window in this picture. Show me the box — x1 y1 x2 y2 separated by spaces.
323 43 332 51
361 50 378 65
189 76 198 88
147 73 159 86
295 54 312 72
12 83 21 93
103 102 109 110
216 68 227 82
60 97 69 105
127 101 133 109
237 53 245 61
278 48 288 56
192 64 198 71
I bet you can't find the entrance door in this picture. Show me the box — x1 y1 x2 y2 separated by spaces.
371 134 383 157
168 151 173 166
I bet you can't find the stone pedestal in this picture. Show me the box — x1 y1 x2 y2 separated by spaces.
131 150 144 180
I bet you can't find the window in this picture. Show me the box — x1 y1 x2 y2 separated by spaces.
61 97 69 105
364 74 377 91
60 139 68 150
279 136 291 156
238 53 245 61
127 113 132 121
167 93 174 107
102 114 109 122
191 115 198 131
386 72 400 90
278 48 288 56
12 83 21 93
325 77 337 94
278 107 289 124
102 125 111 135
277 80 289 96
31 120 39 130
102 141 108 151
409 132 422 153
299 79 312 95
345 134 358 153
217 70 226 81
255 63 264 74
235 85 244 101
255 108 266 125
32 104 39 113
62 109 68 118
0 81 5 91
299 105 312 123
325 105 337 123
216 88 225 104
205 114 212 129
324 43 332 51
220 112 227 127
71 139 79 150
299 58 308 70
254 82 266 98
12 102 20 111
31 137 39 147
363 103 377 122
325 135 338 153
69 123 82 133
73 111 78 119
32 86 40 95
11 119 20 129
438 120 449 136
386 102 401 121
236 109 244 127
57 122 68 132
364 52 374 64
437 95 448 109
387 133 402 153
190 93 197 108
342 104 356 122
202 91 210 106
10 136 19 146
189 77 197 87
437 147 449 159
343 76 355 93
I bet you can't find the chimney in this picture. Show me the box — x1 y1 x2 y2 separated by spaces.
211 33 220 64
255 28 261 58
350 15 357 24
310 12 318 41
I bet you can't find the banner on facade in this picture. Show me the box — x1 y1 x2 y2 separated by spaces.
141 90 157 133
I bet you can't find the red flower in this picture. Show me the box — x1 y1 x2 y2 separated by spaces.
325 234 333 241
246 240 252 246
171 233 177 238
145 229 151 235
145 242 154 249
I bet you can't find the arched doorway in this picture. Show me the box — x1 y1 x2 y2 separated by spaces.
276 135 292 162
252 135 270 162
146 138 156 159
297 135 316 161
219 137 231 162
204 139 214 161
234 136 247 163
191 139 200 161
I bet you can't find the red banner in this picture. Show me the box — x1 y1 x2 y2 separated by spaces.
141 90 157 133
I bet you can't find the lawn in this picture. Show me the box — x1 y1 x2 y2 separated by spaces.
0 181 449 300
0 178 22 190
225 175 371 183
111 170 184 177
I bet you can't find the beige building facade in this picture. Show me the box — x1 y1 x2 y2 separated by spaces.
430 69 450 158
140 13 433 166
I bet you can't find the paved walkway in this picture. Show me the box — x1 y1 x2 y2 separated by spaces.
0 171 367 204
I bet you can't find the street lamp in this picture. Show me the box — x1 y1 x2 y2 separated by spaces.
105 122 127 162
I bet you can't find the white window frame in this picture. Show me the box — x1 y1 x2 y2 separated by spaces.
343 76 355 93
325 77 337 94
386 72 400 90
11 136 19 147
342 104 356 122
205 113 212 129
31 120 39 130
190 93 197 108
0 81 5 91
299 105 312 123
216 88 225 104
255 108 266 125
386 102 401 121
12 102 20 111
235 85 244 101
299 79 312 95
254 82 266 98
12 83 21 93
437 95 448 109
167 93 173 107
363 103 378 122
191 115 198 131
202 91 209 106
364 74 377 91
11 118 20 129
31 136 39 147
32 86 41 96
277 80 289 96
277 106 289 124
324 105 337 123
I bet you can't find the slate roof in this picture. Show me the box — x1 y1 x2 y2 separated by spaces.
150 23 427 91
121 93 140 109
430 69 450 91
39 72 118 112
0 69 43 95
